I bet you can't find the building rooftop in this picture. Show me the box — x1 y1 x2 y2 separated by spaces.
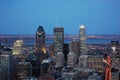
37 26 44 32
79 25 85 29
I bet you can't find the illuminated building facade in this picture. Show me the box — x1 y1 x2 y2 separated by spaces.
87 55 104 73
79 25 87 55
54 27 64 54
12 40 24 55
36 26 46 53
79 55 104 73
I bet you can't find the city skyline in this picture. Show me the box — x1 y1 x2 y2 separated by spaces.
0 0 120 35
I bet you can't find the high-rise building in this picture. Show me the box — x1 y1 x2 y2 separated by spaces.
16 62 32 79
78 55 104 79
111 41 120 57
79 25 87 55
26 54 41 77
111 41 120 72
54 27 64 54
69 41 79 63
0 48 15 80
68 52 75 67
55 52 64 67
12 40 24 55
79 55 88 68
36 26 46 53
87 55 104 73
63 43 69 62
79 55 104 73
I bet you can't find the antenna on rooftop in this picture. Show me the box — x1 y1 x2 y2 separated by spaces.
78 18 80 26
56 16 58 26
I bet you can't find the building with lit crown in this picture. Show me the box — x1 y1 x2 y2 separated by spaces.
79 25 87 55
36 26 46 53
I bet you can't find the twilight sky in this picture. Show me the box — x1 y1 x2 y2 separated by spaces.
0 0 120 35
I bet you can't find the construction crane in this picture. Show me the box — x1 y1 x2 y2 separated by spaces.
103 54 111 80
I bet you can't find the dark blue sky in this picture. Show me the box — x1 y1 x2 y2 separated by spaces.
0 0 120 35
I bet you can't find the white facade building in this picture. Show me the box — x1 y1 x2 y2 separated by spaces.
68 52 75 67
55 52 64 67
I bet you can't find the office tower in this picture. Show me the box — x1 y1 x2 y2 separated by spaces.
12 40 24 55
79 25 87 55
87 55 104 73
0 48 15 80
69 41 79 63
36 26 46 53
26 54 41 77
41 60 50 76
68 52 75 67
48 44 54 56
54 27 64 54
78 55 104 79
63 43 69 62
16 62 32 79
111 41 120 57
79 55 88 68
55 52 64 67
111 41 120 72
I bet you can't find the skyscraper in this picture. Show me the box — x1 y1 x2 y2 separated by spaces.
12 40 24 55
54 27 64 54
69 40 79 63
36 26 46 53
0 48 15 80
111 41 120 73
79 25 87 55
